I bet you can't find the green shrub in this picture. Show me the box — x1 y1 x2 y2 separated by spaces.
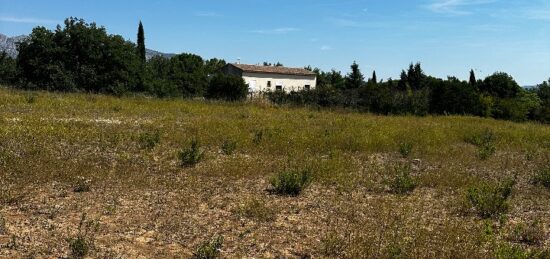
138 131 160 149
206 73 248 101
193 236 223 259
68 213 99 259
178 139 204 167
69 236 89 259
465 178 515 219
387 164 417 195
221 140 237 155
494 242 549 259
398 142 413 158
465 129 497 160
237 198 276 222
533 167 550 188
270 170 312 196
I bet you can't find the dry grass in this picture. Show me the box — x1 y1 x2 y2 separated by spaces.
0 87 549 258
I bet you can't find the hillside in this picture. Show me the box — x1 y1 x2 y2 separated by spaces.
0 33 175 60
0 87 549 258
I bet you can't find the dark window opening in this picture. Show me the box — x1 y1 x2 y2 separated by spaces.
304 85 311 90
267 81 272 88
276 85 283 91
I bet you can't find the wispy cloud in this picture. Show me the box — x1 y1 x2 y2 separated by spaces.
524 7 550 21
251 27 299 34
426 0 497 15
0 16 58 24
195 11 220 17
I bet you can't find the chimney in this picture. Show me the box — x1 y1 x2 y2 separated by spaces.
236 58 241 65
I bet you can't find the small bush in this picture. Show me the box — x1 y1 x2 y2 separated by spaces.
68 213 99 259
507 220 545 245
237 198 276 222
221 140 237 155
532 167 550 188
465 178 515 219
387 164 417 195
398 142 413 158
270 170 312 196
465 129 497 160
138 131 160 149
73 177 91 193
193 236 223 259
178 139 204 167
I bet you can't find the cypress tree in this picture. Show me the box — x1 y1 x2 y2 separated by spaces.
469 69 476 87
371 70 377 84
137 21 146 63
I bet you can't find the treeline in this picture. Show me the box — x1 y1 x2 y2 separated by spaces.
0 17 548 123
269 62 550 123
0 17 248 101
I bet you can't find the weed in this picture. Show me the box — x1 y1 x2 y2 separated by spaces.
237 198 276 222
387 164 417 195
25 94 37 104
138 131 161 149
507 220 545 245
178 139 204 167
73 177 91 193
252 129 264 145
398 142 413 158
193 235 223 259
67 213 99 259
270 170 312 196
221 139 237 155
493 243 549 259
532 167 550 189
465 129 497 160
465 178 515 219
320 232 347 257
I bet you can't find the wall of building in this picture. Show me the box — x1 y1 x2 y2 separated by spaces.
242 72 317 93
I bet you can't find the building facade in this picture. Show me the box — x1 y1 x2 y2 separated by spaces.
221 63 317 93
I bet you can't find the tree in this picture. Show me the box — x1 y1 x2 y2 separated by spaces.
0 52 17 84
345 61 364 89
469 69 476 87
407 62 426 90
371 70 377 84
398 70 408 90
137 21 146 63
481 72 521 98
206 73 248 101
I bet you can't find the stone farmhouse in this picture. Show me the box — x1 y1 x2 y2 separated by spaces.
221 63 317 93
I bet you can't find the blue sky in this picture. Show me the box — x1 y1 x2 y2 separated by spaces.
1 0 549 85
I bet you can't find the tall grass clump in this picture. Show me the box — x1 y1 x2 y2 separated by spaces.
270 170 312 196
398 142 413 158
221 139 237 155
532 167 550 189
464 178 515 219
237 198 276 222
387 164 417 194
138 131 160 149
178 139 204 167
193 236 223 259
465 128 497 160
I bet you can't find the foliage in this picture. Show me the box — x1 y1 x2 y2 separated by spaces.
465 129 497 160
507 220 544 245
178 139 204 167
138 131 161 149
206 73 248 101
345 61 364 89
193 236 224 259
73 177 91 193
17 18 140 93
398 142 413 158
387 164 417 194
68 213 99 259
532 167 550 189
221 139 237 155
0 52 17 84
137 21 146 63
465 178 515 219
270 170 312 196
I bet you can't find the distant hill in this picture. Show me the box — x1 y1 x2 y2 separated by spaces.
0 33 176 60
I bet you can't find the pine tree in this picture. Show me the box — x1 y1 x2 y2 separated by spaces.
137 21 146 63
469 69 476 87
398 70 408 90
345 61 364 89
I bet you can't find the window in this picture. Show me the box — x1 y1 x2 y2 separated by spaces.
267 81 272 88
276 85 283 91
304 85 311 90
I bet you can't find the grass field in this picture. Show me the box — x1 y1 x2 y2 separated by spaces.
0 87 549 258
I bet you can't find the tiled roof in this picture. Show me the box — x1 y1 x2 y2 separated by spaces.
231 64 316 76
